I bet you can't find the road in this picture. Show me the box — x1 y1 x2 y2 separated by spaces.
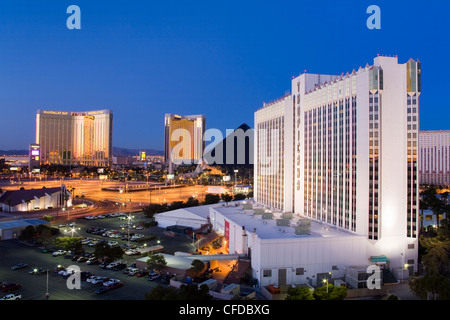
1 179 216 221
1 178 211 204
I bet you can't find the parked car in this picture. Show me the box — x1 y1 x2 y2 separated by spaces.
52 250 67 257
1 283 22 293
95 286 110 294
54 265 66 273
112 263 127 271
11 263 28 270
90 277 109 285
109 281 124 290
161 275 171 284
86 257 100 265
136 270 149 277
128 268 140 276
99 260 111 268
125 249 139 256
60 268 75 278
106 261 121 270
103 279 120 287
28 267 46 275
0 293 21 300
80 271 93 281
41 248 55 253
77 256 88 263
107 241 119 247
147 272 161 281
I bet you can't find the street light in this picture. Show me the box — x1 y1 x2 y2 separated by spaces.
45 269 49 300
323 272 332 294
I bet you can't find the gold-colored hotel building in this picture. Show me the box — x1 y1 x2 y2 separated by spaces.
36 109 113 167
164 113 205 165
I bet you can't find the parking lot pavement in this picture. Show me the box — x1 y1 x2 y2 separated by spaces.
0 212 196 300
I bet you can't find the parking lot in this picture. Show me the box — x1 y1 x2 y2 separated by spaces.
0 211 198 300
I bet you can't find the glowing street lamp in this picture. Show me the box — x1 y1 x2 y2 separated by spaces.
323 272 332 294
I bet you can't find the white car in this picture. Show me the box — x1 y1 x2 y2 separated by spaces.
107 241 119 247
103 279 120 287
125 249 139 256
52 250 67 257
90 276 107 285
59 268 75 276
1 294 21 300
128 268 140 276
105 261 121 270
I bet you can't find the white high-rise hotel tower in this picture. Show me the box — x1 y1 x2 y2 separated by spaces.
255 55 420 273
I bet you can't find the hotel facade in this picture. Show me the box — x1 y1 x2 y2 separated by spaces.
164 114 206 166
254 94 294 213
419 130 450 186
254 56 421 275
36 109 113 167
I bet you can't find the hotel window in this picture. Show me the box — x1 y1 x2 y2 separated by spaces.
263 270 272 277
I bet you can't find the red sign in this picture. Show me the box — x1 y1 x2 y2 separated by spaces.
224 220 230 250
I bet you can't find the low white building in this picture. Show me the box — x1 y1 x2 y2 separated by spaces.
154 205 210 229
156 202 402 288
210 203 368 287
0 185 72 212
0 218 50 240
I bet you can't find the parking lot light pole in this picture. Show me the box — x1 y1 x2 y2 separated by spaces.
45 269 49 300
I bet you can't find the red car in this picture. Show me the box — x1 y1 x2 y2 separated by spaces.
2 283 22 293
136 270 149 277
110 281 124 290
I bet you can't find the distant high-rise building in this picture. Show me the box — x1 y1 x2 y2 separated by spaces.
29 143 40 172
164 114 205 166
36 109 113 167
419 130 450 186
255 56 421 274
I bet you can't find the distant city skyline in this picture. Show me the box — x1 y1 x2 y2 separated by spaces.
0 0 448 150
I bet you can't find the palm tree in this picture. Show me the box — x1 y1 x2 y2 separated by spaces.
441 191 449 206
25 200 31 212
6 198 12 213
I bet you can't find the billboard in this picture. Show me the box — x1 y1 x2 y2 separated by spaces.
224 220 230 251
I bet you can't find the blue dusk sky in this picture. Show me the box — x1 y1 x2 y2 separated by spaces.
0 0 448 151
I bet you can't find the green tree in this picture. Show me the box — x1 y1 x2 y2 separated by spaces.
94 242 123 261
203 193 220 205
142 203 168 219
285 287 314 300
185 196 199 207
313 284 347 300
146 253 167 274
190 259 205 278
19 225 36 241
410 274 450 300
144 283 212 300
233 193 246 201
144 285 179 300
35 225 53 247
422 187 444 228
54 237 82 253
178 284 212 300
221 193 233 203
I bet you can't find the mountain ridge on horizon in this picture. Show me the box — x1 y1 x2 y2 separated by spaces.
0 147 163 157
